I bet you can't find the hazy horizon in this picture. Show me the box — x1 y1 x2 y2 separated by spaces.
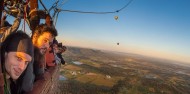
62 44 190 64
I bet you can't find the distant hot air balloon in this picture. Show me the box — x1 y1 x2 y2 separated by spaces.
117 42 119 45
114 16 118 20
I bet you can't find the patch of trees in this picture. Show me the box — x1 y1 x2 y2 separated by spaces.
111 77 190 94
80 64 125 76
58 75 190 94
59 80 111 94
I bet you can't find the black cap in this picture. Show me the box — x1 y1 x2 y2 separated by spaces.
4 31 34 57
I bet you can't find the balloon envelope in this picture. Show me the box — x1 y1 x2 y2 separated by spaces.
114 16 118 20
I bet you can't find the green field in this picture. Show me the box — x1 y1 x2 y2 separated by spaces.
59 47 190 94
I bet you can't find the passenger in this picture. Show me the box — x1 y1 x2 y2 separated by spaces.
56 43 66 65
0 10 22 43
46 39 57 68
31 24 58 80
52 39 61 65
18 24 57 93
0 31 34 94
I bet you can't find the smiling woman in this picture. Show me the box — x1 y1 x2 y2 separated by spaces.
0 31 34 94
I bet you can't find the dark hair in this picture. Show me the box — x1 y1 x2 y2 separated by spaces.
1 31 33 72
32 24 58 40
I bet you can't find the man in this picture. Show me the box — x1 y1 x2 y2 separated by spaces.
32 24 58 76
19 24 58 93
31 24 58 54
0 31 34 94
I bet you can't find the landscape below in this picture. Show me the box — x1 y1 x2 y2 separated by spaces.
58 46 190 94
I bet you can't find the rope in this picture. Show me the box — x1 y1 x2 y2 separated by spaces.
59 0 134 14
54 11 60 26
117 0 134 12
23 0 30 33
60 9 115 14
24 13 26 32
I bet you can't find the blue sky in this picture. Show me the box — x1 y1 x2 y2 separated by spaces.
7 0 190 63
48 0 190 63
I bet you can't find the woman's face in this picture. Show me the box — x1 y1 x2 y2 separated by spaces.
4 52 32 80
